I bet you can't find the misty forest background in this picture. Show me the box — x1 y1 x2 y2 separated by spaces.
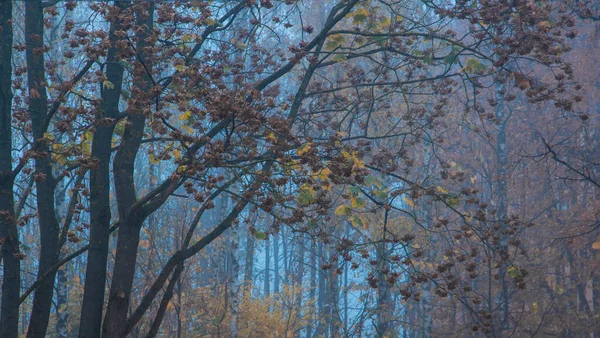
1 0 600 337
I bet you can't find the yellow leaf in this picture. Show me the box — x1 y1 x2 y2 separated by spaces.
102 80 114 89
175 64 187 72
380 17 391 28
354 158 365 169
592 241 600 250
297 143 311 156
334 204 351 217
43 132 55 141
436 186 448 194
83 131 93 142
149 153 160 164
403 197 415 208
54 154 67 166
318 167 331 180
179 110 192 121
72 275 81 285
173 149 181 160
80 142 91 156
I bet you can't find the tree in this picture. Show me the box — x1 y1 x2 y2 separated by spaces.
0 0 587 337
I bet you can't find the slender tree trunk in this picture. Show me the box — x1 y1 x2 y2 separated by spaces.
307 240 316 338
226 190 240 338
55 179 69 338
0 2 20 337
265 236 271 296
494 81 510 336
343 261 348 335
295 235 305 317
26 1 61 335
145 264 183 337
78 3 128 336
56 267 69 337
313 242 327 337
328 253 342 338
282 228 289 285
244 222 255 285
376 244 393 337
594 267 600 338
274 233 280 294
177 276 183 338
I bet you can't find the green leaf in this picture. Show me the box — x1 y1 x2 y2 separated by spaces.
462 58 487 74
332 54 347 62
351 8 369 25
254 231 268 240
297 184 315 205
348 186 361 195
364 175 382 188
507 266 522 279
444 46 461 65
351 197 366 209
373 189 388 200
350 215 365 227
325 34 346 50
446 194 460 208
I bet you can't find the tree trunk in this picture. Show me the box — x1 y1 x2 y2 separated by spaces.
494 81 510 336
0 2 20 337
78 3 128 337
295 235 305 316
244 221 255 285
282 228 289 285
274 233 280 294
55 178 69 338
313 242 327 337
25 1 61 336
265 236 271 296
307 240 316 338
376 243 393 337
103 3 154 336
